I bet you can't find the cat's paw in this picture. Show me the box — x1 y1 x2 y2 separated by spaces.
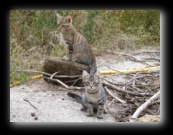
63 56 71 61
97 115 103 119
103 109 107 114
80 108 85 112
86 114 93 117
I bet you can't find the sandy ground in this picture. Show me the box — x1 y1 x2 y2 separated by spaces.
10 46 160 122
10 79 116 122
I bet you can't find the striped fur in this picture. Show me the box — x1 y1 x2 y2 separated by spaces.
56 13 97 75
67 70 107 119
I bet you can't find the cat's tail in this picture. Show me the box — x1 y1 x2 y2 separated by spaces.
67 92 82 103
89 61 97 76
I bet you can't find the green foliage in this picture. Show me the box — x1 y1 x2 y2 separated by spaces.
118 10 160 45
10 45 32 84
10 10 160 86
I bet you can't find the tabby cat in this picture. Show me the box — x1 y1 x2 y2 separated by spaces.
56 13 97 75
67 70 107 119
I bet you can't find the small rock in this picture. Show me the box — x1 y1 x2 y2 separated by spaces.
31 112 36 117
34 116 38 120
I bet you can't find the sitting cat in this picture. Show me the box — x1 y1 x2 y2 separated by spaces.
67 70 107 119
56 13 96 75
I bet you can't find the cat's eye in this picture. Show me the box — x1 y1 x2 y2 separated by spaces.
93 82 99 85
84 82 89 86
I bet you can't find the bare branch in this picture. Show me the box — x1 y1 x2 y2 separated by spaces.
104 86 127 104
12 70 81 78
129 90 160 122
50 72 59 79
133 51 160 55
23 98 38 112
97 53 123 67
104 52 156 66
101 78 125 86
44 76 84 90
65 77 82 86
143 58 160 62
102 80 151 97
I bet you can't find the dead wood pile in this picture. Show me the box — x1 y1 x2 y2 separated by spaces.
100 51 160 122
43 57 89 87
102 70 160 122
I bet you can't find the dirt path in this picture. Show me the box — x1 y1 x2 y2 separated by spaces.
10 46 160 122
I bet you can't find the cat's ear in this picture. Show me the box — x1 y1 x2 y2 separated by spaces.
56 13 62 19
66 16 72 24
94 71 101 79
82 70 89 79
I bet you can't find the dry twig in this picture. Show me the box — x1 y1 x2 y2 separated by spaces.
44 76 84 90
12 70 81 78
129 90 160 122
102 80 151 97
133 51 160 55
104 86 127 104
104 52 155 66
97 53 124 67
23 98 38 111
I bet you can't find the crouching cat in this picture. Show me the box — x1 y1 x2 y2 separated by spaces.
56 13 96 75
67 70 107 119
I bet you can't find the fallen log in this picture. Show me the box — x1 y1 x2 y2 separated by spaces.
43 57 90 87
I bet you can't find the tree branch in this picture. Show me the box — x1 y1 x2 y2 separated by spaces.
44 76 84 90
104 86 127 104
129 90 160 122
12 70 81 78
102 80 151 97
